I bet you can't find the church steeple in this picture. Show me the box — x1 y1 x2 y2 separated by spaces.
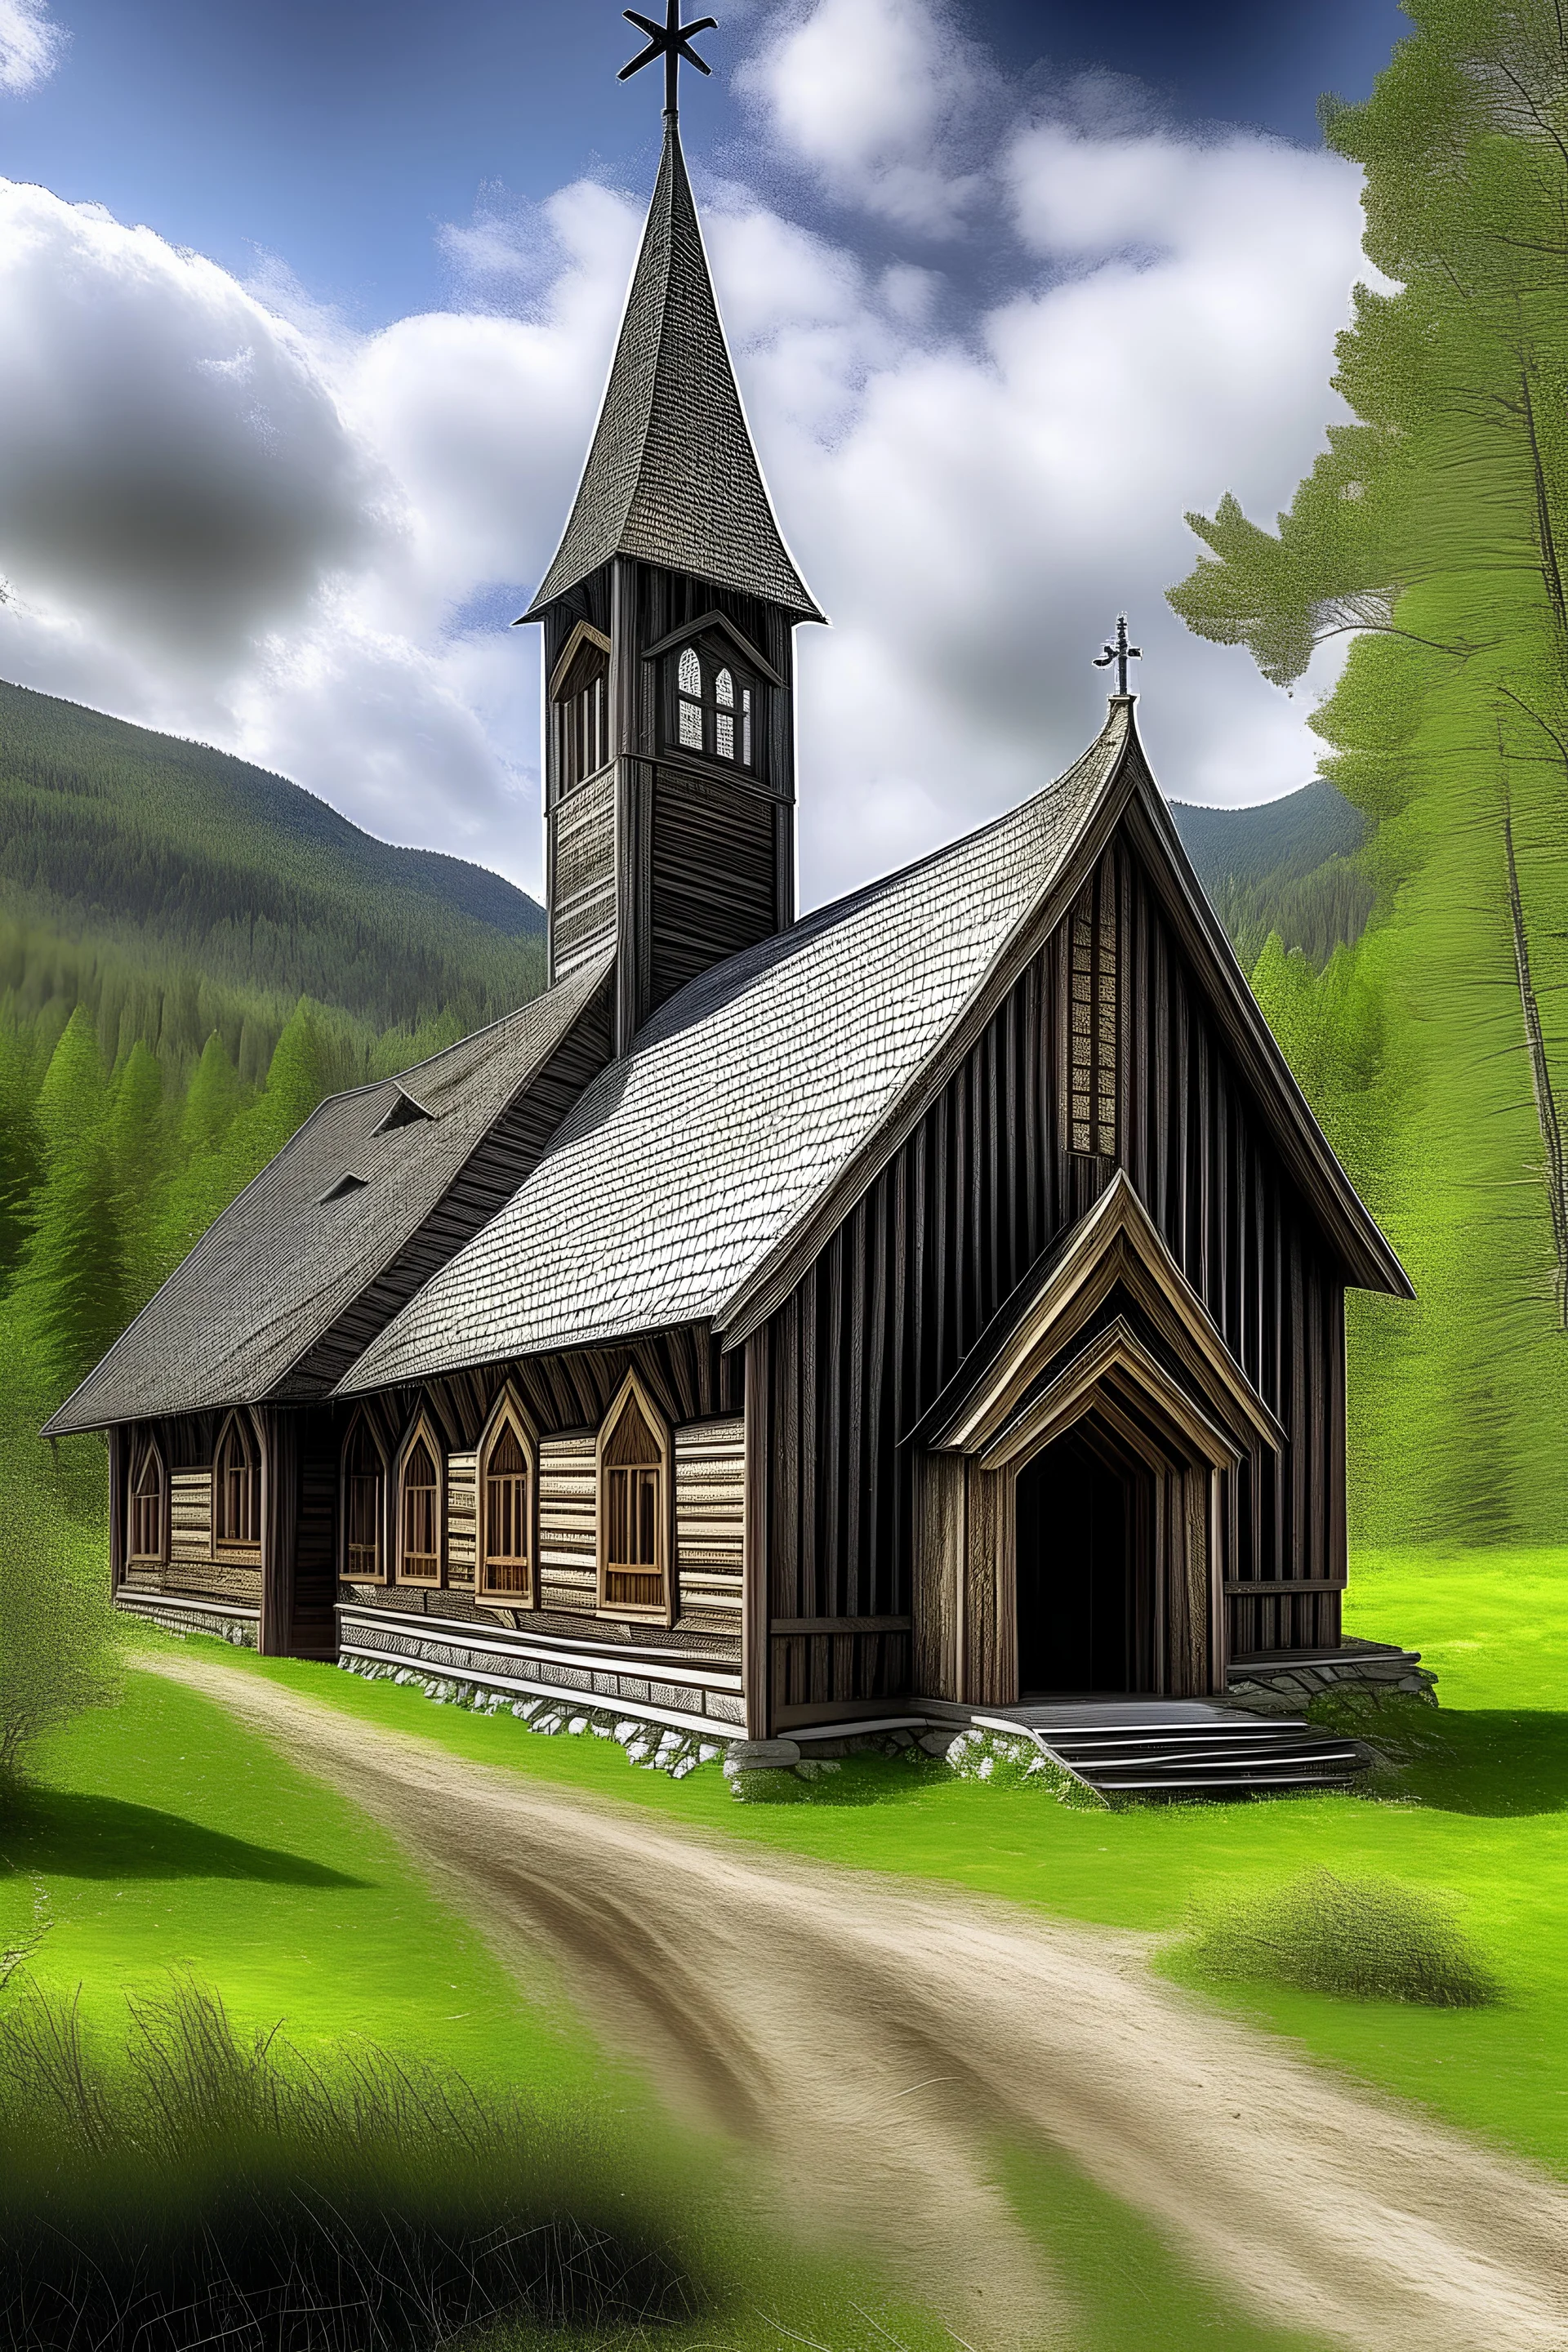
525 118 822 626
523 40 823 1051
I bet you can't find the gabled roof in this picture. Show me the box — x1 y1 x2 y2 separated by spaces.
523 120 823 623
341 698 1408 1401
914 1169 1285 1459
41 953 613 1436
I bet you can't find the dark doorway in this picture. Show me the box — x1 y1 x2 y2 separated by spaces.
1014 1430 1133 1695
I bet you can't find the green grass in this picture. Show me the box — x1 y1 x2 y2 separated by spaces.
0 1667 607 2103
139 1547 1568 2178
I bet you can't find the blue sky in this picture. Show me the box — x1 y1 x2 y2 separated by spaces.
4 2 1405 321
0 0 1412 897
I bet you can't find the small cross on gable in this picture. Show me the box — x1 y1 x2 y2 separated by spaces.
619 0 718 118
1094 615 1142 697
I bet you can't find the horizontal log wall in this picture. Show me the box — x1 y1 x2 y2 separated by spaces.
756 826 1350 1723
446 1451 477 1584
538 1432 596 1615
674 1417 744 1630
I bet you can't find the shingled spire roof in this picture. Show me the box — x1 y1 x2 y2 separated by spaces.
523 119 823 622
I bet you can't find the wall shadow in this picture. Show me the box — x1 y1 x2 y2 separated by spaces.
0 1792 368 1885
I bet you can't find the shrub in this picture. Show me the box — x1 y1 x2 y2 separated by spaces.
0 1976 702 2350
0 1362 121 1806
1183 1869 1502 2007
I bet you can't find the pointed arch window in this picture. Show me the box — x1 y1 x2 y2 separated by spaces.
212 1412 261 1552
478 1388 535 1604
597 1374 670 1619
129 1439 167 1565
551 625 612 792
397 1415 443 1585
671 646 753 768
342 1413 388 1584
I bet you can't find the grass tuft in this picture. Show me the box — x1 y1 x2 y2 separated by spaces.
1181 1869 1503 2007
0 1975 702 2350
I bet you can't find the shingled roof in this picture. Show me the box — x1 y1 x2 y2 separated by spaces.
42 954 613 1436
339 713 1133 1392
523 120 822 623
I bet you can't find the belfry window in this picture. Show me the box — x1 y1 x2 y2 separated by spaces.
342 1414 386 1583
129 1442 166 1564
213 1412 261 1551
597 1377 670 1618
554 638 610 791
479 1391 533 1603
397 1419 443 1584
1068 867 1119 1157
672 645 753 766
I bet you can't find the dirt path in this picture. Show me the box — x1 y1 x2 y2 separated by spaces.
144 1653 1568 2352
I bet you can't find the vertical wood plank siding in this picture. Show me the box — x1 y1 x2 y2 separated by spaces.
649 773 781 1018
757 831 1348 1724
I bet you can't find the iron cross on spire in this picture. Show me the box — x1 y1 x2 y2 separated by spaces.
619 0 718 118
1094 614 1142 697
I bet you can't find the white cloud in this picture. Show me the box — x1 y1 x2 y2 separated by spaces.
0 0 1372 911
738 0 996 233
0 0 64 96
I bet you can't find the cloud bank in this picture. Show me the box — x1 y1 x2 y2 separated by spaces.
0 0 1369 902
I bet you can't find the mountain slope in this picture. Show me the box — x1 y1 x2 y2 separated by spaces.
0 679 545 1075
1169 781 1373 967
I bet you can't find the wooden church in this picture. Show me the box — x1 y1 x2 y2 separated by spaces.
46 43 1412 1763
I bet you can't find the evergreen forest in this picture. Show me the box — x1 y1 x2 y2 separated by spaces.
0 680 543 1419
1170 0 1568 1545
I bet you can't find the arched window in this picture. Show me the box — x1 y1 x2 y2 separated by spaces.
212 1412 261 1551
677 646 703 748
478 1388 534 1603
672 644 753 767
597 1374 670 1618
397 1416 443 1584
129 1441 166 1564
342 1414 387 1584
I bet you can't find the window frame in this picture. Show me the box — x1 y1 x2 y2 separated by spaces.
549 621 613 795
476 1385 537 1609
212 1410 262 1557
664 639 756 773
340 1409 390 1586
595 1370 673 1624
1066 863 1120 1160
394 1410 446 1588
127 1435 167 1566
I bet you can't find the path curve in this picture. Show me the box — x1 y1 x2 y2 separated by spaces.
144 1654 1568 2352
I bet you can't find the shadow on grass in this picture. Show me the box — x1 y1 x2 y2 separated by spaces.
0 1791 368 1886
1392 1711 1568 1817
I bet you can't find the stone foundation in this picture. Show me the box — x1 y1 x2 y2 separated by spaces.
1226 1638 1436 1719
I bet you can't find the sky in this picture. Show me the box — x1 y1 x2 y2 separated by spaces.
0 0 1410 904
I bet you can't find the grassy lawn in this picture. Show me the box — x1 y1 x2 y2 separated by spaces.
0 1665 610 2105
139 1546 1568 2179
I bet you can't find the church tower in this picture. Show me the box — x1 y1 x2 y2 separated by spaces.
521 20 823 1053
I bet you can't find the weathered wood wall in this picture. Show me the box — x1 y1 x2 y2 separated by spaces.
751 826 1349 1727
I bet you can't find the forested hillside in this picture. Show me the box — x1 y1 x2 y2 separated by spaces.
0 679 550 1419
0 679 543 1087
1170 0 1568 1548
1169 781 1373 967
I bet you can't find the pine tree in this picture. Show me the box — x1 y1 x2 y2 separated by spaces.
0 1028 42 1290
107 1041 167 1310
1167 0 1568 1544
179 1030 242 1160
16 1009 128 1402
158 999 331 1266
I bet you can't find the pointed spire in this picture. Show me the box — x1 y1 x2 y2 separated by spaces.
524 121 823 622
